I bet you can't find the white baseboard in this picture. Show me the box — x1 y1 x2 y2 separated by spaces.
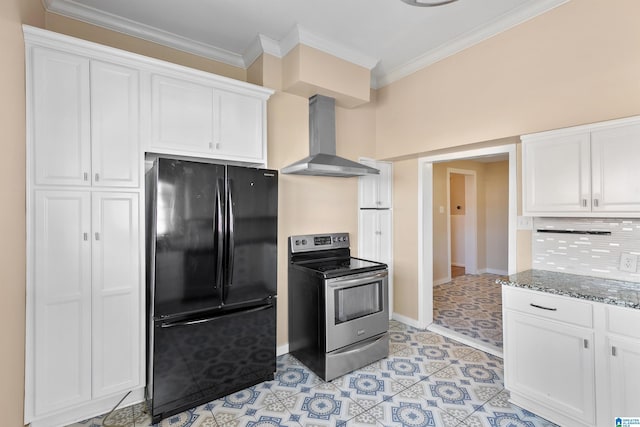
478 268 508 276
427 324 503 358
433 276 451 286
276 343 289 356
391 312 422 329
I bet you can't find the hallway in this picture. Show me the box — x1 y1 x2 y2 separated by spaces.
433 273 504 351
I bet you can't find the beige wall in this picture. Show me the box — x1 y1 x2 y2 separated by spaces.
45 13 246 81
376 1 640 160
266 83 377 346
392 159 419 319
386 0 640 321
484 161 509 273
449 174 465 215
2 2 45 426
432 161 487 282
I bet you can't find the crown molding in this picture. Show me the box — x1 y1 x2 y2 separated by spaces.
44 0 246 68
44 0 568 88
374 0 570 88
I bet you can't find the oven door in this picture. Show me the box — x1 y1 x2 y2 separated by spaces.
325 270 388 352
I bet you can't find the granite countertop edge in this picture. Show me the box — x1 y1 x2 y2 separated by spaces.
497 269 640 310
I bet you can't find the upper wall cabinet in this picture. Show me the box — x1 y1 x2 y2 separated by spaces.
150 74 268 163
31 48 140 188
522 116 640 217
359 159 393 209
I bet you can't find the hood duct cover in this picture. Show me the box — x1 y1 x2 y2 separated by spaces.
281 95 380 177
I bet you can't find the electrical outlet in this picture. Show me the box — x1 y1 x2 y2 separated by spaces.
619 253 638 272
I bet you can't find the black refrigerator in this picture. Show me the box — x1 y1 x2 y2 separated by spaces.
145 158 278 423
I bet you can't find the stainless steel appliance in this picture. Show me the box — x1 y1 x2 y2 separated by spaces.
145 158 278 423
288 233 389 381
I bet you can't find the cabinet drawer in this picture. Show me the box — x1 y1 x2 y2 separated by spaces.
503 286 593 328
607 305 640 339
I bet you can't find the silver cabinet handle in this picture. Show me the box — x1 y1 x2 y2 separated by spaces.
584 339 589 349
529 303 557 311
612 346 617 356
83 232 88 241
84 172 89 181
95 173 100 182
593 199 599 208
95 232 100 241
582 199 587 208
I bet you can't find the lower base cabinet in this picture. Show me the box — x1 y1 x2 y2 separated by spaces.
503 286 640 427
29 190 143 427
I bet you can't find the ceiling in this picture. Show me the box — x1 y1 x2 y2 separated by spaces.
43 0 568 88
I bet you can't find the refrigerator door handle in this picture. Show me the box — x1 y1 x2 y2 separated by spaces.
227 185 235 288
159 303 273 328
215 180 224 290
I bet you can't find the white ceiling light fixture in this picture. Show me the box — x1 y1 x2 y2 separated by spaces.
400 0 459 6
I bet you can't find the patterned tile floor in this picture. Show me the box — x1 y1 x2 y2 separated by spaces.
69 320 558 427
433 274 504 350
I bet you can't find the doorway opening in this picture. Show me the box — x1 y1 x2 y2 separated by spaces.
417 144 517 357
445 168 477 283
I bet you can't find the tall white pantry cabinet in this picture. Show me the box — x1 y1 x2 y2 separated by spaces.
26 33 143 427
358 159 393 318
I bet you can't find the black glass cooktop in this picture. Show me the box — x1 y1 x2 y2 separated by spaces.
298 257 386 277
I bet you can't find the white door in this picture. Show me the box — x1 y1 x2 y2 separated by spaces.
608 336 640 417
32 48 91 187
377 210 393 266
504 311 596 424
91 192 141 397
90 61 140 188
34 191 92 415
213 89 264 161
151 75 213 153
591 123 640 212
523 133 591 214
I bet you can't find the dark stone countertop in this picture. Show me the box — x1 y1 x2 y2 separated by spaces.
497 269 640 310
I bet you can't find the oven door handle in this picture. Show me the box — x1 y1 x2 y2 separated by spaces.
330 334 387 356
327 271 388 289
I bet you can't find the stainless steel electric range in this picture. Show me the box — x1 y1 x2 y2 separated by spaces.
288 232 389 381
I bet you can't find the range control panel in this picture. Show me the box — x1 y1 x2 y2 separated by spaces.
289 233 350 253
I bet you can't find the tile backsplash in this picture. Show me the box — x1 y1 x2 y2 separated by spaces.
532 217 640 283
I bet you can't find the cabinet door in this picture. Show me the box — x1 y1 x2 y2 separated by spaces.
358 210 380 261
34 191 92 414
213 89 264 161
504 311 595 424
91 192 141 397
358 159 380 208
377 210 393 266
91 61 140 188
376 162 393 209
32 48 91 186
522 133 591 214
591 123 640 212
151 75 213 153
608 336 640 417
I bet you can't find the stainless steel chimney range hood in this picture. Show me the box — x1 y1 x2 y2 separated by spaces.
281 95 380 177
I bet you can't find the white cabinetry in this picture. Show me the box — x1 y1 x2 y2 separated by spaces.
359 159 393 208
33 191 92 414
602 305 640 421
150 74 267 163
33 191 140 414
26 28 145 427
358 159 393 317
504 286 640 427
522 116 640 216
32 48 139 188
503 287 595 427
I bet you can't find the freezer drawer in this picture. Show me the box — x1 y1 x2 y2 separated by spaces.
149 301 276 423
